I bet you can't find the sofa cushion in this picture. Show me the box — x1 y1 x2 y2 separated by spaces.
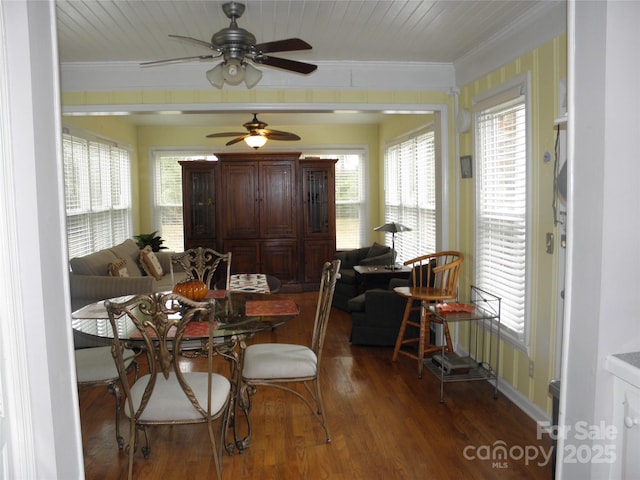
334 247 369 269
107 258 129 277
139 246 164 280
367 242 390 259
109 239 143 276
70 249 118 276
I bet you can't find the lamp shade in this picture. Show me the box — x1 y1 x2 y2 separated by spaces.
206 64 225 89
243 62 263 89
244 134 268 149
374 222 412 233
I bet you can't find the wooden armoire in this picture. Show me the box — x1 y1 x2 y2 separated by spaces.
180 152 337 291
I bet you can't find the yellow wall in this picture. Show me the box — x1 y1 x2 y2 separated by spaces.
457 35 567 414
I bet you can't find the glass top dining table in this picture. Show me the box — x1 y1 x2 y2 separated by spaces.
71 289 300 454
71 290 299 345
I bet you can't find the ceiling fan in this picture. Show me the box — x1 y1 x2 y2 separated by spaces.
206 113 301 149
141 2 317 89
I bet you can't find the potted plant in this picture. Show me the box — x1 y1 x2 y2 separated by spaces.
133 231 167 252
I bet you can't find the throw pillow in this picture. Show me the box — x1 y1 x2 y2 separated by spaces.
107 258 129 277
139 246 164 280
367 242 390 259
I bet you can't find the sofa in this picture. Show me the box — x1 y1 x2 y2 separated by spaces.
69 239 188 312
331 243 396 311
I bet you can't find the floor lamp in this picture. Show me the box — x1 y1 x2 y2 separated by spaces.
373 222 412 270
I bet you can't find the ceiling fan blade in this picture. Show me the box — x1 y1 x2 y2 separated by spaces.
266 133 301 141
140 54 216 66
226 135 250 146
168 34 218 51
206 132 248 138
254 56 317 74
262 129 301 141
253 38 312 54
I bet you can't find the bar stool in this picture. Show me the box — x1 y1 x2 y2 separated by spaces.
391 252 463 378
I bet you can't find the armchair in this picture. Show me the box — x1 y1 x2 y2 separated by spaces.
332 242 396 311
348 278 419 346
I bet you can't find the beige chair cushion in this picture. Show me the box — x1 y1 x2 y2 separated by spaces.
242 343 317 379
139 246 164 280
107 258 129 277
126 373 230 422
75 346 135 383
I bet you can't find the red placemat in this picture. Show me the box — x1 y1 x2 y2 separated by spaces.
436 302 476 314
130 321 216 339
245 300 299 316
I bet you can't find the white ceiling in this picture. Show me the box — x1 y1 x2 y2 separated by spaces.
55 0 563 127
55 0 550 64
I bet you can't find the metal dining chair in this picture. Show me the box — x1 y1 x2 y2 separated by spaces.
75 345 139 448
171 247 232 290
105 292 232 480
241 259 341 444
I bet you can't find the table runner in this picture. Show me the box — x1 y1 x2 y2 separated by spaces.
229 274 270 293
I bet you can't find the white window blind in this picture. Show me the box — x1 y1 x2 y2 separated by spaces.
302 151 367 250
152 151 217 252
63 129 132 259
474 82 529 348
383 129 436 262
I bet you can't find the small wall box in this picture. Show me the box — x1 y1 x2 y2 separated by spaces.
460 156 473 179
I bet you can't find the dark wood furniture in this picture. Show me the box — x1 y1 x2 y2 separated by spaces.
300 158 337 285
353 264 411 293
180 153 337 291
179 160 217 250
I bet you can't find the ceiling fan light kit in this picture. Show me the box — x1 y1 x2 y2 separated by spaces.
244 134 268 149
143 2 316 90
206 113 301 150
242 62 263 89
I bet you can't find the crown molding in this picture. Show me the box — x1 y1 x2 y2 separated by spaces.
454 1 566 87
60 60 455 93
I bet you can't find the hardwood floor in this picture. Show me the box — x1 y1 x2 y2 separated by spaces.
79 291 553 479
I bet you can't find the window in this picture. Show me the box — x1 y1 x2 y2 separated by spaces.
473 74 530 349
383 128 436 262
302 151 368 250
152 151 216 252
63 128 132 259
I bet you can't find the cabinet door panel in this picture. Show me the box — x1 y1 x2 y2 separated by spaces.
221 163 259 238
180 161 216 249
262 240 297 283
260 162 296 237
304 240 336 283
224 240 260 274
302 166 335 238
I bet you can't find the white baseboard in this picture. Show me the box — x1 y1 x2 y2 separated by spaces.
455 345 551 425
